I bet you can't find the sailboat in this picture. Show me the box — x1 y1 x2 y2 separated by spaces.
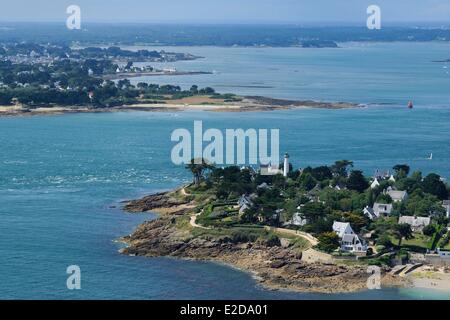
428 153 433 160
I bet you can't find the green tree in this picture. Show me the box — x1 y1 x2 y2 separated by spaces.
341 212 369 233
422 173 448 200
311 166 333 181
301 202 327 223
331 160 353 177
190 85 199 94
376 193 393 204
405 190 446 217
376 234 393 249
393 164 410 178
185 158 214 186
298 173 316 191
347 170 369 193
423 224 437 237
317 232 340 253
393 223 413 246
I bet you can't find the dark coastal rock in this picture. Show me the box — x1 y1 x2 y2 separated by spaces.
270 260 286 269
123 191 189 212
120 215 404 293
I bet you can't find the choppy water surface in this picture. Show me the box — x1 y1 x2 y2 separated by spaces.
1 42 450 299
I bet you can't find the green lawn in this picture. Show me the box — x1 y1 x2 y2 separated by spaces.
390 233 432 251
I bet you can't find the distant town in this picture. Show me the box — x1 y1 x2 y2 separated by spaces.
0 42 213 108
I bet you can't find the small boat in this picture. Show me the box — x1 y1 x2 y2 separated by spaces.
408 101 414 109
428 153 433 160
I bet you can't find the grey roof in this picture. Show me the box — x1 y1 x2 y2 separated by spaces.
257 182 269 189
399 216 431 228
363 206 377 220
387 190 408 201
373 203 393 215
374 169 390 179
332 221 354 238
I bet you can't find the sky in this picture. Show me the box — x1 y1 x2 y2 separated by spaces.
1 0 450 25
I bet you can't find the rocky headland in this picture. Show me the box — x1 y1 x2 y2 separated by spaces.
120 189 405 294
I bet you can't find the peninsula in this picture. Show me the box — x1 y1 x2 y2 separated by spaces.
120 158 450 293
0 42 359 116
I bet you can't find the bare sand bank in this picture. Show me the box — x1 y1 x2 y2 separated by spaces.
0 96 361 117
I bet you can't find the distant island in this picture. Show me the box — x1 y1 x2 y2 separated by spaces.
121 158 450 293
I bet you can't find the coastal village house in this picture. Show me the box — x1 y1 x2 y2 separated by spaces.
437 248 450 259
374 169 391 180
260 164 283 176
238 194 255 214
332 221 368 253
290 212 308 226
398 216 431 231
287 205 308 227
370 178 380 189
387 189 409 202
363 203 393 220
443 200 450 218
370 169 396 189
257 182 269 190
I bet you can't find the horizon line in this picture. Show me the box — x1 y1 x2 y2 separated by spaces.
1 20 450 28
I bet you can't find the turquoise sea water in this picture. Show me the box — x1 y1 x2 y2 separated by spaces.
1 43 450 299
130 42 450 106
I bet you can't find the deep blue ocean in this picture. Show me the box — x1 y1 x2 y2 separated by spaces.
1 43 450 299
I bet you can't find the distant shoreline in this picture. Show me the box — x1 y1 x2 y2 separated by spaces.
101 71 213 80
0 96 361 117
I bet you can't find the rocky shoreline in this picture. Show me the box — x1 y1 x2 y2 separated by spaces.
120 190 406 294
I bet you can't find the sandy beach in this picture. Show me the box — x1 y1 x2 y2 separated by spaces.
0 96 360 117
407 266 450 292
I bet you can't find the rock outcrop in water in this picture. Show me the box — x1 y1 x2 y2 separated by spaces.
123 191 191 214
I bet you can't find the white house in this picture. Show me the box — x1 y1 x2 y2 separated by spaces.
238 195 253 208
443 200 450 218
387 190 408 202
260 164 283 176
257 182 269 190
364 203 393 219
398 216 431 231
239 203 251 214
290 212 308 227
374 202 393 216
332 221 368 253
330 183 347 191
238 195 254 214
363 206 377 220
437 248 450 259
374 169 391 180
370 178 380 189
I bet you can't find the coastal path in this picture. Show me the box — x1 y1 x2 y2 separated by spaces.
264 226 319 246
190 212 211 230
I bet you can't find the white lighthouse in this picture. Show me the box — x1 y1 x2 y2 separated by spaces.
283 153 290 177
